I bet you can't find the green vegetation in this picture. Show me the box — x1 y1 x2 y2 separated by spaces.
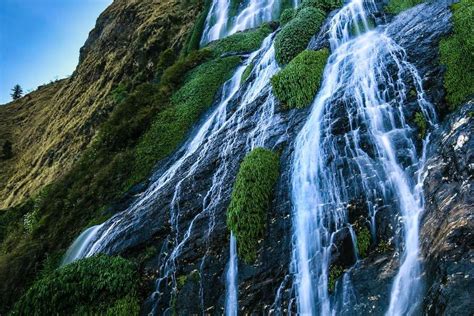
439 0 474 110
226 148 280 263
413 112 427 139
11 255 139 316
376 240 393 254
132 56 240 183
385 0 422 14
0 32 247 312
274 7 326 65
241 62 255 83
300 0 343 12
183 0 212 54
328 265 343 293
279 8 296 26
271 49 329 109
356 226 371 258
207 24 273 57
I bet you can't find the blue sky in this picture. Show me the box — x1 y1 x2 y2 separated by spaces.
0 0 112 104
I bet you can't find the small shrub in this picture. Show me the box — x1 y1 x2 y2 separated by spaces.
328 265 343 293
274 7 326 65
385 0 423 14
439 0 474 109
413 112 427 139
12 255 139 315
227 148 280 263
208 24 273 57
271 49 329 109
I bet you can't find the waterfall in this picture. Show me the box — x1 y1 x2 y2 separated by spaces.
61 224 103 266
201 0 296 45
290 0 436 314
225 233 238 316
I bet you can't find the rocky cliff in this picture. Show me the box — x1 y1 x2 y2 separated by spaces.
0 0 205 209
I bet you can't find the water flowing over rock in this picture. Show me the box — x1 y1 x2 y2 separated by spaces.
60 0 472 314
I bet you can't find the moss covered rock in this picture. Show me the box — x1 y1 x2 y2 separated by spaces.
274 7 326 65
440 0 474 109
227 148 280 264
207 24 274 57
271 49 329 109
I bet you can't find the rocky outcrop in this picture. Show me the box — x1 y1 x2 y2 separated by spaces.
0 0 205 208
420 100 473 315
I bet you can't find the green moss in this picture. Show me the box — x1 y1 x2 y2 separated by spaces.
227 148 280 264
300 0 343 12
376 240 393 254
183 0 212 55
328 265 343 293
207 24 273 57
132 56 241 183
241 62 255 83
279 8 296 26
105 295 140 316
274 7 326 65
271 49 329 109
413 112 427 139
356 226 371 258
440 0 474 110
11 255 139 316
385 0 423 14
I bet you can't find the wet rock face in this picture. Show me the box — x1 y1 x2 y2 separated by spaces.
420 101 474 315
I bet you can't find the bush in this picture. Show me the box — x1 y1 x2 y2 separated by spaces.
274 7 326 65
385 0 423 14
207 24 273 57
440 0 474 109
271 49 329 109
11 255 139 316
132 56 241 183
226 148 280 263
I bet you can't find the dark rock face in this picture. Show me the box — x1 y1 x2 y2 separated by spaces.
420 101 474 315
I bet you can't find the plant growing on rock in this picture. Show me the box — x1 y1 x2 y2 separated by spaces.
12 255 139 315
385 0 423 14
439 0 474 110
271 49 329 109
356 225 371 258
274 7 326 65
328 265 344 293
413 111 427 139
226 148 280 264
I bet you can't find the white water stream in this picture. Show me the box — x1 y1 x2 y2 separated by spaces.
290 0 436 314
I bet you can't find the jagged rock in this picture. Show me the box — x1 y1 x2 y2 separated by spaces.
420 100 474 315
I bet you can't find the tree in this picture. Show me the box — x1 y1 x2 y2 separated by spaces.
11 84 23 100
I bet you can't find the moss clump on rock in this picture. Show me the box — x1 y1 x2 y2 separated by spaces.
12 255 139 316
274 7 326 65
300 0 343 12
207 24 273 57
279 8 296 26
241 62 255 83
385 0 423 14
226 148 280 264
271 49 329 109
439 0 474 110
413 111 427 139
132 56 241 183
328 265 343 293
356 225 371 258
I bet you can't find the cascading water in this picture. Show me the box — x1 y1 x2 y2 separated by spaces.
201 0 298 45
225 233 238 316
62 32 281 314
290 0 436 314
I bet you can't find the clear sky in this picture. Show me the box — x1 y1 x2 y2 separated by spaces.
0 0 113 104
